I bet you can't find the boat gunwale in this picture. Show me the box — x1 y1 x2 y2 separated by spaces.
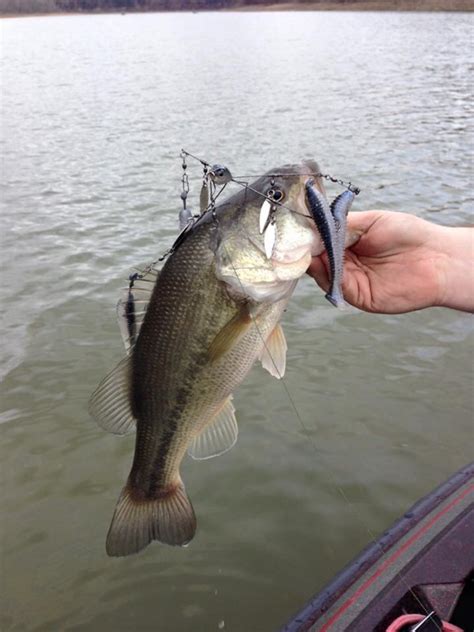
281 461 474 632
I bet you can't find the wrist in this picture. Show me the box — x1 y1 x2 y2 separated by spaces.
431 225 474 312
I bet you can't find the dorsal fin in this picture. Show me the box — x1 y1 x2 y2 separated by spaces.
117 266 160 354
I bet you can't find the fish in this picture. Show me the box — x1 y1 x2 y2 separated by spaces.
305 181 353 308
89 161 336 557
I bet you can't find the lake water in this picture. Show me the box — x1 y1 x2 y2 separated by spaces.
1 9 472 632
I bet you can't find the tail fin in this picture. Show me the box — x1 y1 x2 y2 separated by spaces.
106 483 196 557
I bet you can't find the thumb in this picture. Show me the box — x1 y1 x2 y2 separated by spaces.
347 210 385 235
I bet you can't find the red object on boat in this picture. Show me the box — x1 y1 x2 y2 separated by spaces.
385 613 463 632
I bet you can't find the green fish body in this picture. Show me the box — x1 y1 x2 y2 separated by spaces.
90 161 331 556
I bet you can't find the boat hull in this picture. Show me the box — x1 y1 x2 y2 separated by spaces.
282 462 474 632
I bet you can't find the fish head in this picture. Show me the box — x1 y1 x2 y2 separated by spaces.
214 160 327 302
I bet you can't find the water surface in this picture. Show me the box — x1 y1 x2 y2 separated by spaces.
1 10 473 632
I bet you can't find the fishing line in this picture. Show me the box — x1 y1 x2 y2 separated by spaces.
210 239 432 624
216 233 433 625
180 149 210 167
217 166 434 625
232 178 312 219
217 261 435 627
180 149 361 223
235 173 361 195
210 181 228 205
180 149 361 195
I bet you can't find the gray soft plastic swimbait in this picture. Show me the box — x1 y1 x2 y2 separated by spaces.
305 180 347 308
330 190 354 241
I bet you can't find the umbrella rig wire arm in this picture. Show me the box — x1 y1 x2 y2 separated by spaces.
132 148 362 281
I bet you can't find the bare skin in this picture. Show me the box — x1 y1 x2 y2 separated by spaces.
308 211 474 314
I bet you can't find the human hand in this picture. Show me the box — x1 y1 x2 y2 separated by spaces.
307 210 474 314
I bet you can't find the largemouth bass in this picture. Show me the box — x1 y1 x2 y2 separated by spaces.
89 161 341 557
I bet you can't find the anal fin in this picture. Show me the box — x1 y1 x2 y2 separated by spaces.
258 323 287 379
188 396 238 460
88 357 136 435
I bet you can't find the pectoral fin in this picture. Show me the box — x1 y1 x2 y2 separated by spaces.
208 305 252 362
258 323 287 379
188 396 238 460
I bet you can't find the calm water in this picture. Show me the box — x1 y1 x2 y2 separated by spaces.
1 10 473 632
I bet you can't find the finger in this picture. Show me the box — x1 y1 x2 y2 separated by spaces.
307 254 330 291
346 210 396 256
346 210 387 235
345 229 362 248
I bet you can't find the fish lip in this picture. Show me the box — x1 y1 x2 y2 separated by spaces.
218 273 280 291
274 251 313 281
271 244 312 264
218 272 295 302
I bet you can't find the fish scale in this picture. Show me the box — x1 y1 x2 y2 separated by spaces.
130 231 239 488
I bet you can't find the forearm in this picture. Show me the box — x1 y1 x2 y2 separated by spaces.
433 225 474 312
